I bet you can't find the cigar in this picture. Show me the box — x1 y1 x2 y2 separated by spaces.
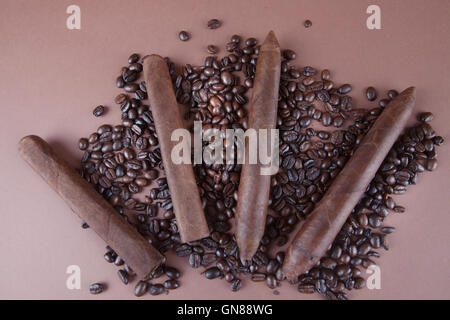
235 31 281 261
143 55 210 243
282 87 416 280
18 135 163 278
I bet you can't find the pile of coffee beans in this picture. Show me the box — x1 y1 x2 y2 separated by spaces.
80 33 442 298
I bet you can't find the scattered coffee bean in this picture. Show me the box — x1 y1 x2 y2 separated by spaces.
419 112 433 123
207 19 221 29
118 269 129 285
134 280 148 297
179 31 190 41
93 105 105 117
366 87 377 101
89 283 105 295
207 45 218 54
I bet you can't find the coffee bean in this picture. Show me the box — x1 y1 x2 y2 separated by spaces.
116 76 125 88
387 89 398 99
207 19 221 29
122 69 138 83
79 138 89 150
419 112 433 123
128 53 139 64
245 38 257 47
221 71 233 85
148 284 165 295
164 266 180 279
179 31 190 41
89 283 105 294
282 49 296 60
298 283 315 294
118 269 129 285
338 84 352 94
266 275 277 289
93 105 105 117
207 45 218 54
134 281 148 297
426 159 437 171
205 267 222 279
366 87 377 101
230 279 242 292
164 279 180 290
231 34 241 44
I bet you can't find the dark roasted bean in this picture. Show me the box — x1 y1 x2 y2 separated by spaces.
179 31 190 41
93 105 105 117
117 269 129 285
207 19 221 29
89 283 105 295
134 281 148 297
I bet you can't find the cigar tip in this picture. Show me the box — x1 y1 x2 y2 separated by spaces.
396 87 416 106
142 54 165 66
262 30 280 49
401 86 416 98
18 135 40 148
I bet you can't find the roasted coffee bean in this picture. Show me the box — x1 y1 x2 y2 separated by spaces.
266 275 277 289
118 269 129 285
104 251 115 263
164 279 180 290
207 45 218 54
179 31 190 41
366 87 377 101
282 49 296 60
89 283 105 295
79 138 89 150
426 159 437 171
388 89 398 99
207 18 221 29
338 84 352 94
230 279 242 292
164 266 180 279
122 69 138 83
116 76 125 88
148 284 165 295
419 112 433 123
298 283 315 294
93 105 105 117
379 98 390 108
205 267 222 279
128 53 139 64
189 252 201 268
134 281 148 297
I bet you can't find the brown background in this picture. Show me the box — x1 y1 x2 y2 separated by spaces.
1 0 449 299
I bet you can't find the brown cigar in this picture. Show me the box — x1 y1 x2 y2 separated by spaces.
143 54 210 243
282 87 416 280
235 31 281 261
18 135 163 279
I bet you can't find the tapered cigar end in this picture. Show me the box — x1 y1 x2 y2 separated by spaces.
262 30 280 50
398 87 416 104
142 54 166 72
